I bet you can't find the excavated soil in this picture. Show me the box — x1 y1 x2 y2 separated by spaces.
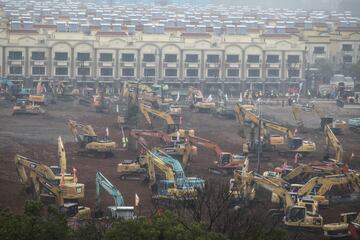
1 98 360 237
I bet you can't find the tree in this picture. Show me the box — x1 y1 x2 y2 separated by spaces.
312 59 334 83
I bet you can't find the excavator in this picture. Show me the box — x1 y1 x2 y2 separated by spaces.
235 103 316 155
324 124 344 163
12 98 45 115
128 129 197 167
188 87 216 113
14 154 90 220
231 169 324 229
28 80 46 105
292 104 346 134
295 173 360 206
67 119 117 157
139 103 179 133
282 163 344 184
145 148 205 203
95 172 135 219
186 134 244 175
93 88 111 113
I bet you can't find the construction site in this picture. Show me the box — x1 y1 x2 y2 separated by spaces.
1 79 360 239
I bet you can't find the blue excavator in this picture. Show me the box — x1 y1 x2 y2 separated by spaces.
95 171 135 219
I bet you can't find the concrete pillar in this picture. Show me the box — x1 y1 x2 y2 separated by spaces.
179 49 183 81
1 46 5 77
136 49 140 80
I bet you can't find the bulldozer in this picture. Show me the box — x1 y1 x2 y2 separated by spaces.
67 119 117 157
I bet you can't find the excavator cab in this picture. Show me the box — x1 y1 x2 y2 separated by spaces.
219 153 232 166
83 134 98 144
284 205 323 228
158 180 176 196
60 202 91 220
288 138 303 150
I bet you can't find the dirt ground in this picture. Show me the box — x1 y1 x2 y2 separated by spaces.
1 97 360 232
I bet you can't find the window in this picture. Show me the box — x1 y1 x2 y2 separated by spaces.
55 67 68 75
287 55 300 63
144 68 155 76
100 68 113 76
9 66 22 74
268 69 279 77
227 69 239 77
99 53 113 61
164 54 177 63
313 47 325 54
165 69 177 77
207 55 219 63
248 69 260 77
343 55 353 63
31 52 45 60
122 53 135 62
32 67 45 75
342 44 352 51
266 55 279 63
77 67 90 76
9 51 23 60
288 69 300 78
77 53 90 61
208 69 219 77
185 54 198 62
54 52 68 61
143 54 155 62
247 55 260 63
186 69 198 77
226 55 239 63
122 68 134 76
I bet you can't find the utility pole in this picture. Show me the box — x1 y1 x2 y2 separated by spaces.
256 99 262 173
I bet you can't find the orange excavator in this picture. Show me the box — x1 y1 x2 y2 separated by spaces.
186 135 244 175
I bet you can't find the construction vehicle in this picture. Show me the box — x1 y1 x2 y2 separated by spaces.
235 103 316 155
324 124 344 163
349 118 360 132
232 169 324 229
188 87 216 113
93 87 111 113
28 80 46 105
12 99 45 115
187 135 244 175
323 212 358 238
0 78 20 100
295 173 360 206
67 119 117 157
292 104 346 134
139 103 179 133
95 172 135 219
129 129 197 166
145 148 205 203
282 163 343 184
14 154 90 220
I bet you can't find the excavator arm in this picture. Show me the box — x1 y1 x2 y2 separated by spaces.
324 124 343 163
145 149 176 187
262 121 294 139
188 135 223 159
291 105 305 130
67 119 97 138
96 172 125 212
58 136 66 175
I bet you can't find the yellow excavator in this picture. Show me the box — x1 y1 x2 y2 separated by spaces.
231 168 324 229
12 98 45 115
139 103 179 133
14 154 90 220
235 103 316 155
145 148 205 203
295 173 360 206
324 124 344 163
282 163 343 183
188 87 216 113
292 104 346 133
67 119 117 157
